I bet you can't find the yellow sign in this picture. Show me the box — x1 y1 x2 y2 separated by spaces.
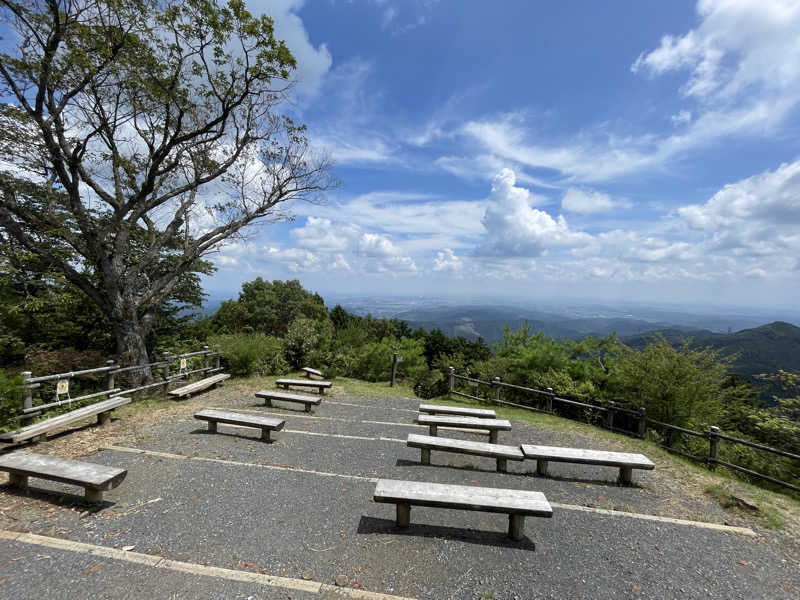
180 358 187 370
56 379 69 395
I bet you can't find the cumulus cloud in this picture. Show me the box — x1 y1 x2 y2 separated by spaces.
678 158 800 260
291 217 355 252
475 169 590 257
561 188 616 214
433 248 463 274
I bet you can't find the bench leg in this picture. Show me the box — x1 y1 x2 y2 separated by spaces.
9 473 28 489
85 487 103 503
508 514 525 541
305 404 312 413
497 458 507 473
319 387 325 396
420 448 431 465
489 430 498 444
208 421 218 434
618 467 633 486
97 411 111 426
396 503 411 528
429 425 437 437
536 459 549 477
261 429 271 442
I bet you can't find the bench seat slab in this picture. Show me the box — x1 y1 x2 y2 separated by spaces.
0 452 127 502
415 415 511 443
418 404 496 418
520 445 655 469
0 397 131 444
301 367 324 378
255 390 322 412
275 378 332 395
407 434 522 471
169 374 230 398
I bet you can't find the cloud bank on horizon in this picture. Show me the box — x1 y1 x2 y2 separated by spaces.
208 0 800 308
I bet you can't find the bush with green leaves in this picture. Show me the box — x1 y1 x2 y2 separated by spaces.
350 336 426 382
412 370 447 399
209 334 289 377
284 317 332 369
0 370 23 432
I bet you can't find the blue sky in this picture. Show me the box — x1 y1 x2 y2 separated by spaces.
202 1 800 308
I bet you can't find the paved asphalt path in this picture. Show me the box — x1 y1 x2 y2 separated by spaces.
0 390 797 599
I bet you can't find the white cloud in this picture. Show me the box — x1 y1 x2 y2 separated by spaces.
291 217 356 252
561 188 616 214
248 1 332 97
433 248 463 274
475 169 590 257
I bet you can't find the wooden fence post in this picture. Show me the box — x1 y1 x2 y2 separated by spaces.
162 351 171 384
215 345 221 369
637 407 647 438
448 366 455 394
708 426 720 470
546 387 553 413
20 371 34 427
492 377 501 403
106 360 116 392
605 401 615 429
203 345 210 371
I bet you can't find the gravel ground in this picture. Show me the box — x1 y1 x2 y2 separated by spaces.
0 382 798 599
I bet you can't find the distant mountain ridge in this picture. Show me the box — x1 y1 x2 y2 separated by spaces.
622 321 800 379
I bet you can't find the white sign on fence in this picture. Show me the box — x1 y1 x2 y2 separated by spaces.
180 358 187 370
56 379 69 395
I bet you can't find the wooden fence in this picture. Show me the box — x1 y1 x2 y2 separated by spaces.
16 346 221 427
448 367 800 493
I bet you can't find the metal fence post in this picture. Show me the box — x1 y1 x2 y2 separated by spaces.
605 401 615 429
708 426 720 470
20 371 33 427
106 360 116 392
492 377 501 403
448 366 455 394
546 387 553 413
390 353 399 387
203 345 210 371
637 407 647 438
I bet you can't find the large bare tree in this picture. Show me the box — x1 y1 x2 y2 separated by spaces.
0 0 335 365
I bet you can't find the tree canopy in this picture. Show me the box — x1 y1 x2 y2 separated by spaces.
0 0 335 366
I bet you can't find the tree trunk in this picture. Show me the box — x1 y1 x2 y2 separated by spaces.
114 305 153 385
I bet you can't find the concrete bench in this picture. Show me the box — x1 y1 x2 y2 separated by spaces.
373 479 552 541
255 390 322 412
168 373 230 398
415 414 512 444
194 409 285 442
275 378 332 395
0 396 132 444
520 444 655 485
301 367 324 379
0 452 127 503
407 434 523 472
418 403 496 418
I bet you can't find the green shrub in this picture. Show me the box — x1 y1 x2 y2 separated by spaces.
284 317 331 369
0 370 23 432
412 370 447 399
351 336 426 382
209 333 288 377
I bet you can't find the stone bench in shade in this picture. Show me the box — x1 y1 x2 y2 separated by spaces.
418 403 496 418
255 390 322 413
194 409 285 442
373 479 552 541
275 378 332 395
520 444 655 485
407 433 523 472
0 452 127 503
168 373 230 398
415 414 512 444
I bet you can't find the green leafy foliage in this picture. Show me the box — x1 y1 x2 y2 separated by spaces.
209 333 288 377
0 370 23 432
